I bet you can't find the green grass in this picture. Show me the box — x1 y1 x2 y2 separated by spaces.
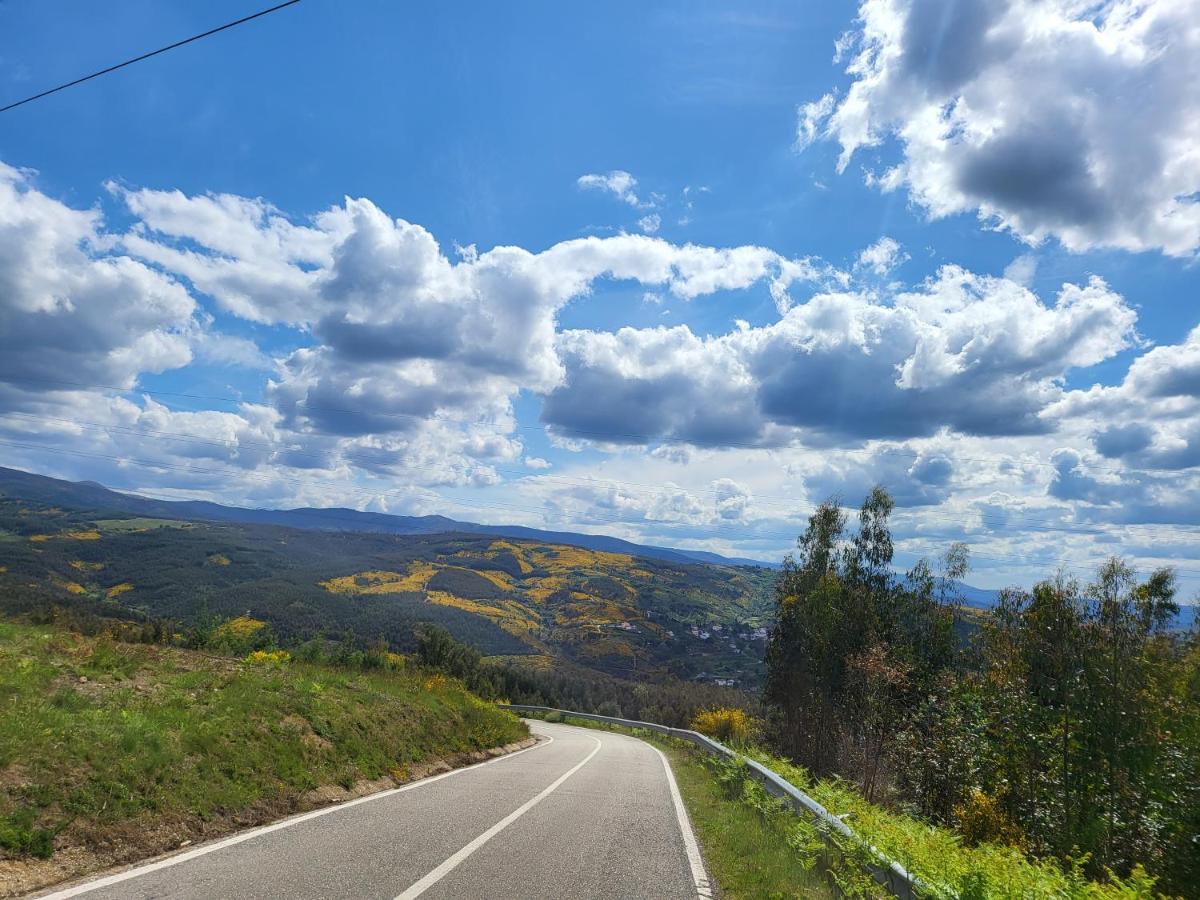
0 620 527 866
736 746 1166 899
662 743 835 899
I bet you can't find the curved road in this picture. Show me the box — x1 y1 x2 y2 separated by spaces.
37 720 712 900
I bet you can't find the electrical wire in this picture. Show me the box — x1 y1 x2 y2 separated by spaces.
0 1 301 114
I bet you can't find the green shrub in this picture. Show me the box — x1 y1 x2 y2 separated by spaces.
0 808 63 859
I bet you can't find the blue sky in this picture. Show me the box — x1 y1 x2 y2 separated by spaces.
2 0 1200 595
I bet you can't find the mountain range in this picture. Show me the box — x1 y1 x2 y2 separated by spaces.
1 465 1192 638
0 466 770 569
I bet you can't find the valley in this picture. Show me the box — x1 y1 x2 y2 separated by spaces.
0 467 775 689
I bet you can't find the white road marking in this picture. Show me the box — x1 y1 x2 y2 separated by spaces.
649 743 713 900
37 737 553 899
394 734 603 899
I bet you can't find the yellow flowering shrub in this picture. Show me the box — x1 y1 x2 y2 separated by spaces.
214 616 267 639
245 649 291 666
319 563 436 595
691 707 755 745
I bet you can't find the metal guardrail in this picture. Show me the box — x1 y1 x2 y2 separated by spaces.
501 704 920 899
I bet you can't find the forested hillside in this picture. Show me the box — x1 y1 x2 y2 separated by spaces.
0 481 775 689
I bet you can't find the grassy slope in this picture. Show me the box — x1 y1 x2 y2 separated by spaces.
0 621 527 894
733 746 1166 899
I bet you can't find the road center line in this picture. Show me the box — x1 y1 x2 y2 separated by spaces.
394 733 604 900
38 737 553 900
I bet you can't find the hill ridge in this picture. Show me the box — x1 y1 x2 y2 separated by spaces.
0 465 771 569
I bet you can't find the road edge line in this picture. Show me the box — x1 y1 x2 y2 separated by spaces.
37 736 553 899
649 742 714 900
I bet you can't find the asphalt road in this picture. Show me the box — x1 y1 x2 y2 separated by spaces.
37 720 712 900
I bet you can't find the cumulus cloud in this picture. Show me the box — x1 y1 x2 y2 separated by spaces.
543 267 1137 447
712 478 751 520
113 185 838 450
804 446 954 507
0 162 222 492
854 236 907 275
800 0 1200 255
1050 326 1200 461
6 162 1195 582
1048 447 1200 526
0 164 196 395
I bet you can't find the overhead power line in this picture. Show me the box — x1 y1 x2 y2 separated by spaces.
0 0 301 114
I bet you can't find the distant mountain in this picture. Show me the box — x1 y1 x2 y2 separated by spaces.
0 466 770 569
949 577 1196 632
3 466 1192 632
955 582 1003 608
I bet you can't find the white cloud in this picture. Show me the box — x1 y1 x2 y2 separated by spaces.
801 0 1200 256
112 184 840 452
796 92 837 151
543 267 1137 446
805 445 954 507
854 236 907 275
576 170 644 207
638 213 662 234
1002 253 1038 287
1051 325 1200 425
6 162 1198 588
712 478 751 520
0 164 197 396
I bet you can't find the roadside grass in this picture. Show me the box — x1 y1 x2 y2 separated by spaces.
662 743 835 899
0 620 527 884
737 746 1165 900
